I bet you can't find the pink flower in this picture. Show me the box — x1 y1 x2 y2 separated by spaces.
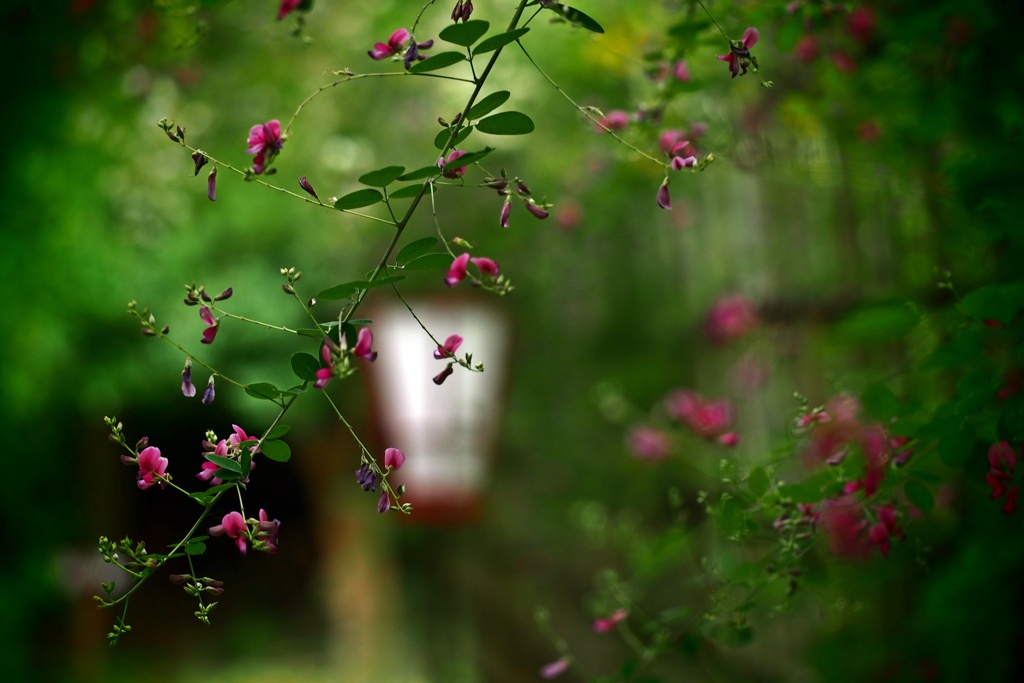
246 120 284 175
446 253 471 287
199 305 219 344
499 200 511 228
207 166 217 201
794 35 820 63
705 294 759 344
384 447 406 470
846 7 876 44
987 441 1019 513
470 256 499 277
673 60 691 82
819 496 869 557
595 110 629 133
277 0 301 21
540 658 571 679
438 149 468 179
717 432 740 447
446 254 499 287
717 27 759 78
665 390 734 439
368 28 410 60
209 511 248 556
255 509 281 553
315 338 338 389
353 327 378 362
137 446 168 490
434 334 463 359
593 608 628 633
830 49 857 73
657 180 672 210
433 364 455 385
181 360 196 397
627 425 672 460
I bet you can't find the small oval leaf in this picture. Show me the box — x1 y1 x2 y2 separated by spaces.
245 382 283 401
266 424 292 440
439 19 490 47
445 146 494 168
185 541 207 556
388 184 425 200
397 237 439 265
261 439 292 463
363 274 406 289
476 111 535 135
291 352 320 381
473 27 529 55
408 51 466 74
317 282 363 300
398 165 441 181
433 124 474 150
204 453 244 474
334 188 384 210
403 252 453 271
468 91 511 120
358 166 406 188
544 3 605 33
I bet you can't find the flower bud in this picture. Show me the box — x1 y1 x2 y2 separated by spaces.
214 287 233 301
298 176 319 201
433 363 455 385
202 375 216 405
191 151 208 176
207 166 217 201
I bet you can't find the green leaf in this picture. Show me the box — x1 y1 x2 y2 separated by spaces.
445 146 493 168
363 274 406 289
543 3 605 33
397 237 439 265
468 91 511 120
388 184 426 200
185 540 207 556
476 111 535 135
433 124 474 150
358 166 406 187
403 252 453 271
439 19 490 47
959 284 1024 325
473 27 529 55
747 467 770 498
408 51 466 74
904 480 935 513
291 352 320 381
204 453 243 474
317 281 363 300
334 188 384 210
261 439 292 463
245 382 283 401
398 165 440 181
266 424 291 440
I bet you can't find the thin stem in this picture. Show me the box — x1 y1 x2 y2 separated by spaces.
696 0 731 41
215 309 303 335
156 334 246 389
516 42 668 169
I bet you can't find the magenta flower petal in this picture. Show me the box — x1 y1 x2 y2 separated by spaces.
354 327 377 361
434 334 464 359
657 181 672 210
742 27 760 48
470 257 499 276
445 253 471 287
384 447 406 470
540 658 570 679
499 200 511 228
278 0 301 20
199 306 215 327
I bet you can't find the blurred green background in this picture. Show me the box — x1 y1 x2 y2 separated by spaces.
3 0 1022 681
